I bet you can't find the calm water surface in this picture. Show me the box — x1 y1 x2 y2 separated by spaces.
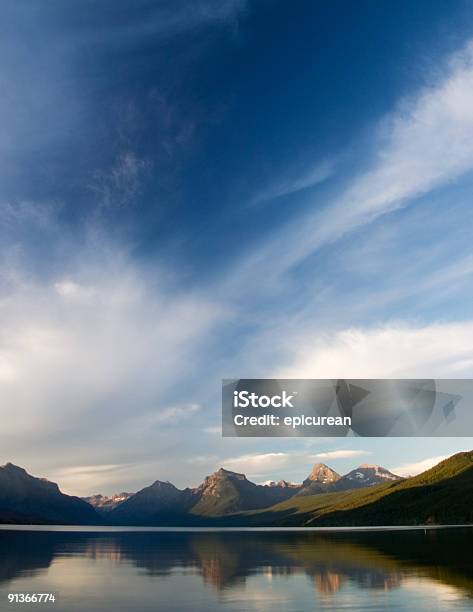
0 526 472 611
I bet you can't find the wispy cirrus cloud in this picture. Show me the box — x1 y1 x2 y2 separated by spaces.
220 450 371 480
90 152 152 210
129 404 201 430
48 462 139 495
390 455 449 477
234 41 473 287
312 450 372 461
222 452 291 476
250 158 336 206
82 0 247 45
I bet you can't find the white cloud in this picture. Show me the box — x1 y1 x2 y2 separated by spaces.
390 455 448 477
235 41 473 287
95 0 247 43
48 462 140 496
142 403 200 426
0 248 223 448
222 452 292 476
251 159 335 205
54 280 95 299
312 450 372 461
336 44 473 217
90 152 151 209
53 463 132 476
278 321 473 378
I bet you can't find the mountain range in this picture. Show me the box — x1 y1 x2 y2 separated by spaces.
83 492 133 512
0 452 472 526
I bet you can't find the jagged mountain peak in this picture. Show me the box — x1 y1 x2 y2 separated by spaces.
191 466 298 517
303 463 341 486
150 479 178 489
0 463 98 524
353 464 400 479
335 464 402 490
0 462 60 493
195 469 247 498
1 462 28 474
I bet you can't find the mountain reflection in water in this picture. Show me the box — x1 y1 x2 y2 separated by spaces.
0 527 472 611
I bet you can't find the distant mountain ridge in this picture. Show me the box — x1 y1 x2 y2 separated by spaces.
82 492 133 513
97 461 402 524
0 458 401 525
263 480 300 488
1 454 471 527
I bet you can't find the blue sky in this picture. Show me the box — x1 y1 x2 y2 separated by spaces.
2 1 473 495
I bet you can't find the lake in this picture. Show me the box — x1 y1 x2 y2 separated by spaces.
0 526 472 611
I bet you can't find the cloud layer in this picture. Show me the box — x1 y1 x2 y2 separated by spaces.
2 12 473 494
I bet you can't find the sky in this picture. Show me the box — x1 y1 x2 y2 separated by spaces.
2 0 473 495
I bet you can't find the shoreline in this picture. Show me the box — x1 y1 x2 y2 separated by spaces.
0 523 472 533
